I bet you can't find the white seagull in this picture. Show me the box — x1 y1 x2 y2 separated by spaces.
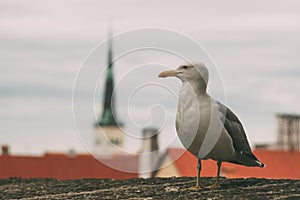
158 62 265 189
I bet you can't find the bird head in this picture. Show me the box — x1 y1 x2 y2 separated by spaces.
158 62 209 85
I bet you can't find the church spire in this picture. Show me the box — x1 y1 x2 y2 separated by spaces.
95 33 120 127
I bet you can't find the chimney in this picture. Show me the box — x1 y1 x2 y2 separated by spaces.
67 148 76 158
139 127 159 178
1 145 9 156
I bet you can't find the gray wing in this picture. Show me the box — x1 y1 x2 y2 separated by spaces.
217 101 258 161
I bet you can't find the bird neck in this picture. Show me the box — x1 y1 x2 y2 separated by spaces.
184 80 208 96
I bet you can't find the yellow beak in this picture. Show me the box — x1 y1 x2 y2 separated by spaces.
158 70 177 78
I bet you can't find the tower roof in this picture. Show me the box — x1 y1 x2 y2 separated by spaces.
95 35 121 127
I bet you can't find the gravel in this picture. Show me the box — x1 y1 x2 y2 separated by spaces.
0 177 299 199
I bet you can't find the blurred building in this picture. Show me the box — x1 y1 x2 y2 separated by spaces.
93 35 124 157
276 113 300 150
1 144 300 180
255 113 300 150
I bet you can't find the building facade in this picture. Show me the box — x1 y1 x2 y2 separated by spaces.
277 113 300 150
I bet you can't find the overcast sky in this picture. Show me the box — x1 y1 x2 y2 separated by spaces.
1 0 300 155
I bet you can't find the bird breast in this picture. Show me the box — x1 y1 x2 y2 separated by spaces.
176 83 235 160
176 83 210 154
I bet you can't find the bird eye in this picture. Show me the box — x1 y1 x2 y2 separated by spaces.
182 65 188 70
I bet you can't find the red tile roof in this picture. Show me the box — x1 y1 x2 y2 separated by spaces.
0 153 138 180
167 148 300 179
2 148 299 180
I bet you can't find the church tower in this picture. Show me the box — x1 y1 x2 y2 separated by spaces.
94 34 124 156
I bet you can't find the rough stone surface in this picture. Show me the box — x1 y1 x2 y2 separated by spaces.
0 177 299 199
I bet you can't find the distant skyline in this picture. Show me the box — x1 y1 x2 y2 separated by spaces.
1 0 300 154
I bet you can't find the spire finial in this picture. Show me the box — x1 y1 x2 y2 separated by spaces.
95 28 121 127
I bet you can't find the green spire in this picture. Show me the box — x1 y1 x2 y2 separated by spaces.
95 34 121 127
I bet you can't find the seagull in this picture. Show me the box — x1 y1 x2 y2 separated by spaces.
158 62 265 189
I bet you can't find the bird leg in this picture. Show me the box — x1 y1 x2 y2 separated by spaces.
207 160 222 189
188 159 201 190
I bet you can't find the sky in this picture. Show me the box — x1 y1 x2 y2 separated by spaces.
1 0 300 155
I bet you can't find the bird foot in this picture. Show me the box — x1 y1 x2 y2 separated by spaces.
206 182 219 189
187 185 201 191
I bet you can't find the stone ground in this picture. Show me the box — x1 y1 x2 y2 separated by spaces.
0 177 299 199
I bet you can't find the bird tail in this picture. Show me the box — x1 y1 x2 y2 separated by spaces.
256 160 266 168
233 153 266 168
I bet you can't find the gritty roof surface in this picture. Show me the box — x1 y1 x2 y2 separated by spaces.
0 177 299 199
